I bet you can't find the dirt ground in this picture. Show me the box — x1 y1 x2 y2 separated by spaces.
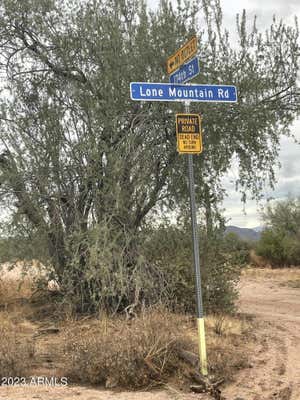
223 270 300 400
0 268 299 400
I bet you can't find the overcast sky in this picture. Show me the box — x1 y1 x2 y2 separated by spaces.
220 0 300 228
150 0 300 228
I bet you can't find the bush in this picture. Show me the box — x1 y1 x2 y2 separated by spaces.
256 198 300 267
144 225 242 314
0 220 242 315
63 308 251 388
0 313 34 379
256 229 300 267
256 229 286 267
223 232 251 266
64 308 192 388
0 221 49 265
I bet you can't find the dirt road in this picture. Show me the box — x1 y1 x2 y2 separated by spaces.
223 272 300 400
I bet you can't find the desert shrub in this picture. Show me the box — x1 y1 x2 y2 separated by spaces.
256 229 286 267
0 313 34 379
256 229 300 267
55 221 184 314
262 198 300 234
0 276 32 305
144 225 242 314
46 219 242 315
63 309 252 388
256 198 300 267
223 232 251 266
0 220 242 315
249 249 270 268
0 221 49 265
0 221 241 315
283 235 300 265
201 237 242 314
64 308 192 388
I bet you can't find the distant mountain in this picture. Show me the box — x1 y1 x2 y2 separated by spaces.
252 226 265 233
225 225 261 241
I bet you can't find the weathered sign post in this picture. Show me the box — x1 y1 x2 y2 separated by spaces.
130 36 237 377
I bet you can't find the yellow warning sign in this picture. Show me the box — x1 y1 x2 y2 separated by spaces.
167 36 197 75
176 113 203 154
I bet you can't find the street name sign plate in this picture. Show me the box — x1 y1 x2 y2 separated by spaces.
169 57 200 84
130 82 237 103
176 113 202 154
167 36 197 74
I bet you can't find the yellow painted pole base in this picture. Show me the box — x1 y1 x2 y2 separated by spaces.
197 317 208 376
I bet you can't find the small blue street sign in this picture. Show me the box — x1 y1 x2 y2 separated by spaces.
169 57 200 84
130 82 237 103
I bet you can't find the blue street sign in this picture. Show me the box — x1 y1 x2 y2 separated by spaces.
169 57 200 84
130 82 237 103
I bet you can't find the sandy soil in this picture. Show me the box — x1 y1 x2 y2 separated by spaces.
223 274 300 400
0 269 299 400
0 386 211 400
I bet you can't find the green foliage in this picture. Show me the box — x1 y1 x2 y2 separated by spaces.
201 232 242 314
256 229 286 266
262 198 300 235
55 220 242 314
145 224 242 314
58 221 173 313
256 198 300 267
223 232 251 266
0 220 49 264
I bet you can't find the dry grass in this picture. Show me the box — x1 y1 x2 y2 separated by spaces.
279 279 300 289
249 249 271 268
0 312 34 379
205 314 251 380
0 277 33 305
0 261 42 307
242 267 300 282
0 262 253 389
63 308 192 388
0 263 59 320
62 309 252 388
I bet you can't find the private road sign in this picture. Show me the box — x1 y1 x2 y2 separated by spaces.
176 113 202 154
130 82 237 103
169 57 200 84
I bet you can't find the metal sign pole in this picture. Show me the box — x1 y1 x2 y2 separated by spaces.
130 35 237 378
185 101 208 376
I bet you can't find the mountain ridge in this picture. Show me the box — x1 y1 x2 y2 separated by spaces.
225 225 262 241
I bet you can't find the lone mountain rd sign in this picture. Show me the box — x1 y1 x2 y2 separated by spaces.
130 82 237 102
167 36 197 74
